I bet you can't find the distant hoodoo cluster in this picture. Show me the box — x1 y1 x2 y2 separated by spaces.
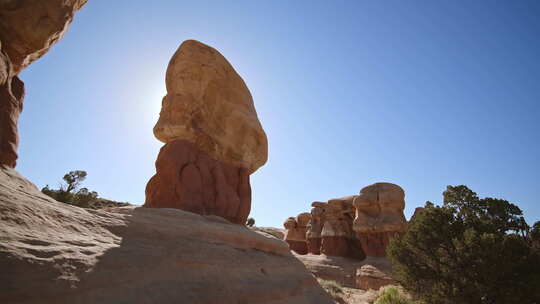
144 40 268 225
284 182 408 258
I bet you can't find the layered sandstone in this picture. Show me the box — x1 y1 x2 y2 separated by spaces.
320 197 364 259
0 168 333 304
304 198 364 259
307 203 325 254
0 0 86 168
283 212 311 254
0 48 24 168
352 183 407 257
145 40 268 224
145 140 252 224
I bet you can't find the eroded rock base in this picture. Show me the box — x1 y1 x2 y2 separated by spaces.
287 240 308 255
357 231 403 257
321 236 365 259
307 238 322 254
145 139 251 225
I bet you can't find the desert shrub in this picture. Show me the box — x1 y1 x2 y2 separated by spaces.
374 287 419 304
388 185 540 304
246 217 255 227
41 170 129 209
317 278 343 299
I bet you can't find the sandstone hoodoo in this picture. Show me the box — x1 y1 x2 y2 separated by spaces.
352 183 407 257
297 197 364 259
145 40 268 224
285 182 407 259
283 212 311 254
307 203 324 254
321 196 364 259
0 0 87 168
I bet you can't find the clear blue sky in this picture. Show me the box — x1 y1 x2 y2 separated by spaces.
18 1 540 227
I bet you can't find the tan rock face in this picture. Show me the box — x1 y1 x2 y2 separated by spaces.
0 168 334 304
154 40 268 173
0 0 87 74
0 0 86 168
356 264 396 290
353 183 407 257
146 40 267 224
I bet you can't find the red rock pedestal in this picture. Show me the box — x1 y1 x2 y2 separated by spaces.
356 232 402 257
321 236 365 259
145 139 251 225
307 237 321 255
0 73 24 168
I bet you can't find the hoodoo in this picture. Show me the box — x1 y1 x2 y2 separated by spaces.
0 0 87 168
352 183 407 257
145 40 268 224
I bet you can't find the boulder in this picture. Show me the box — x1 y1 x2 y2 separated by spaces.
352 183 407 257
0 168 333 304
0 0 87 74
145 40 268 225
0 0 86 168
153 39 267 173
356 264 395 291
295 254 393 291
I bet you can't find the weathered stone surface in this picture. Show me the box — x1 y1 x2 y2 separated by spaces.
153 39 267 173
304 198 365 259
356 264 396 291
321 197 364 259
0 0 87 74
283 212 311 254
0 45 24 168
146 40 267 224
307 203 325 254
295 253 393 291
0 168 333 304
145 139 251 225
0 1 86 168
353 183 407 257
250 226 285 240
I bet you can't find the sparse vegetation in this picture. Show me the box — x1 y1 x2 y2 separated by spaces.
374 287 420 304
41 170 130 209
388 185 540 304
317 278 344 300
246 217 255 227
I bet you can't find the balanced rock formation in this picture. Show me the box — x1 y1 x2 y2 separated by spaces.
145 40 268 225
352 183 407 257
0 0 87 168
283 212 311 254
0 168 333 304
